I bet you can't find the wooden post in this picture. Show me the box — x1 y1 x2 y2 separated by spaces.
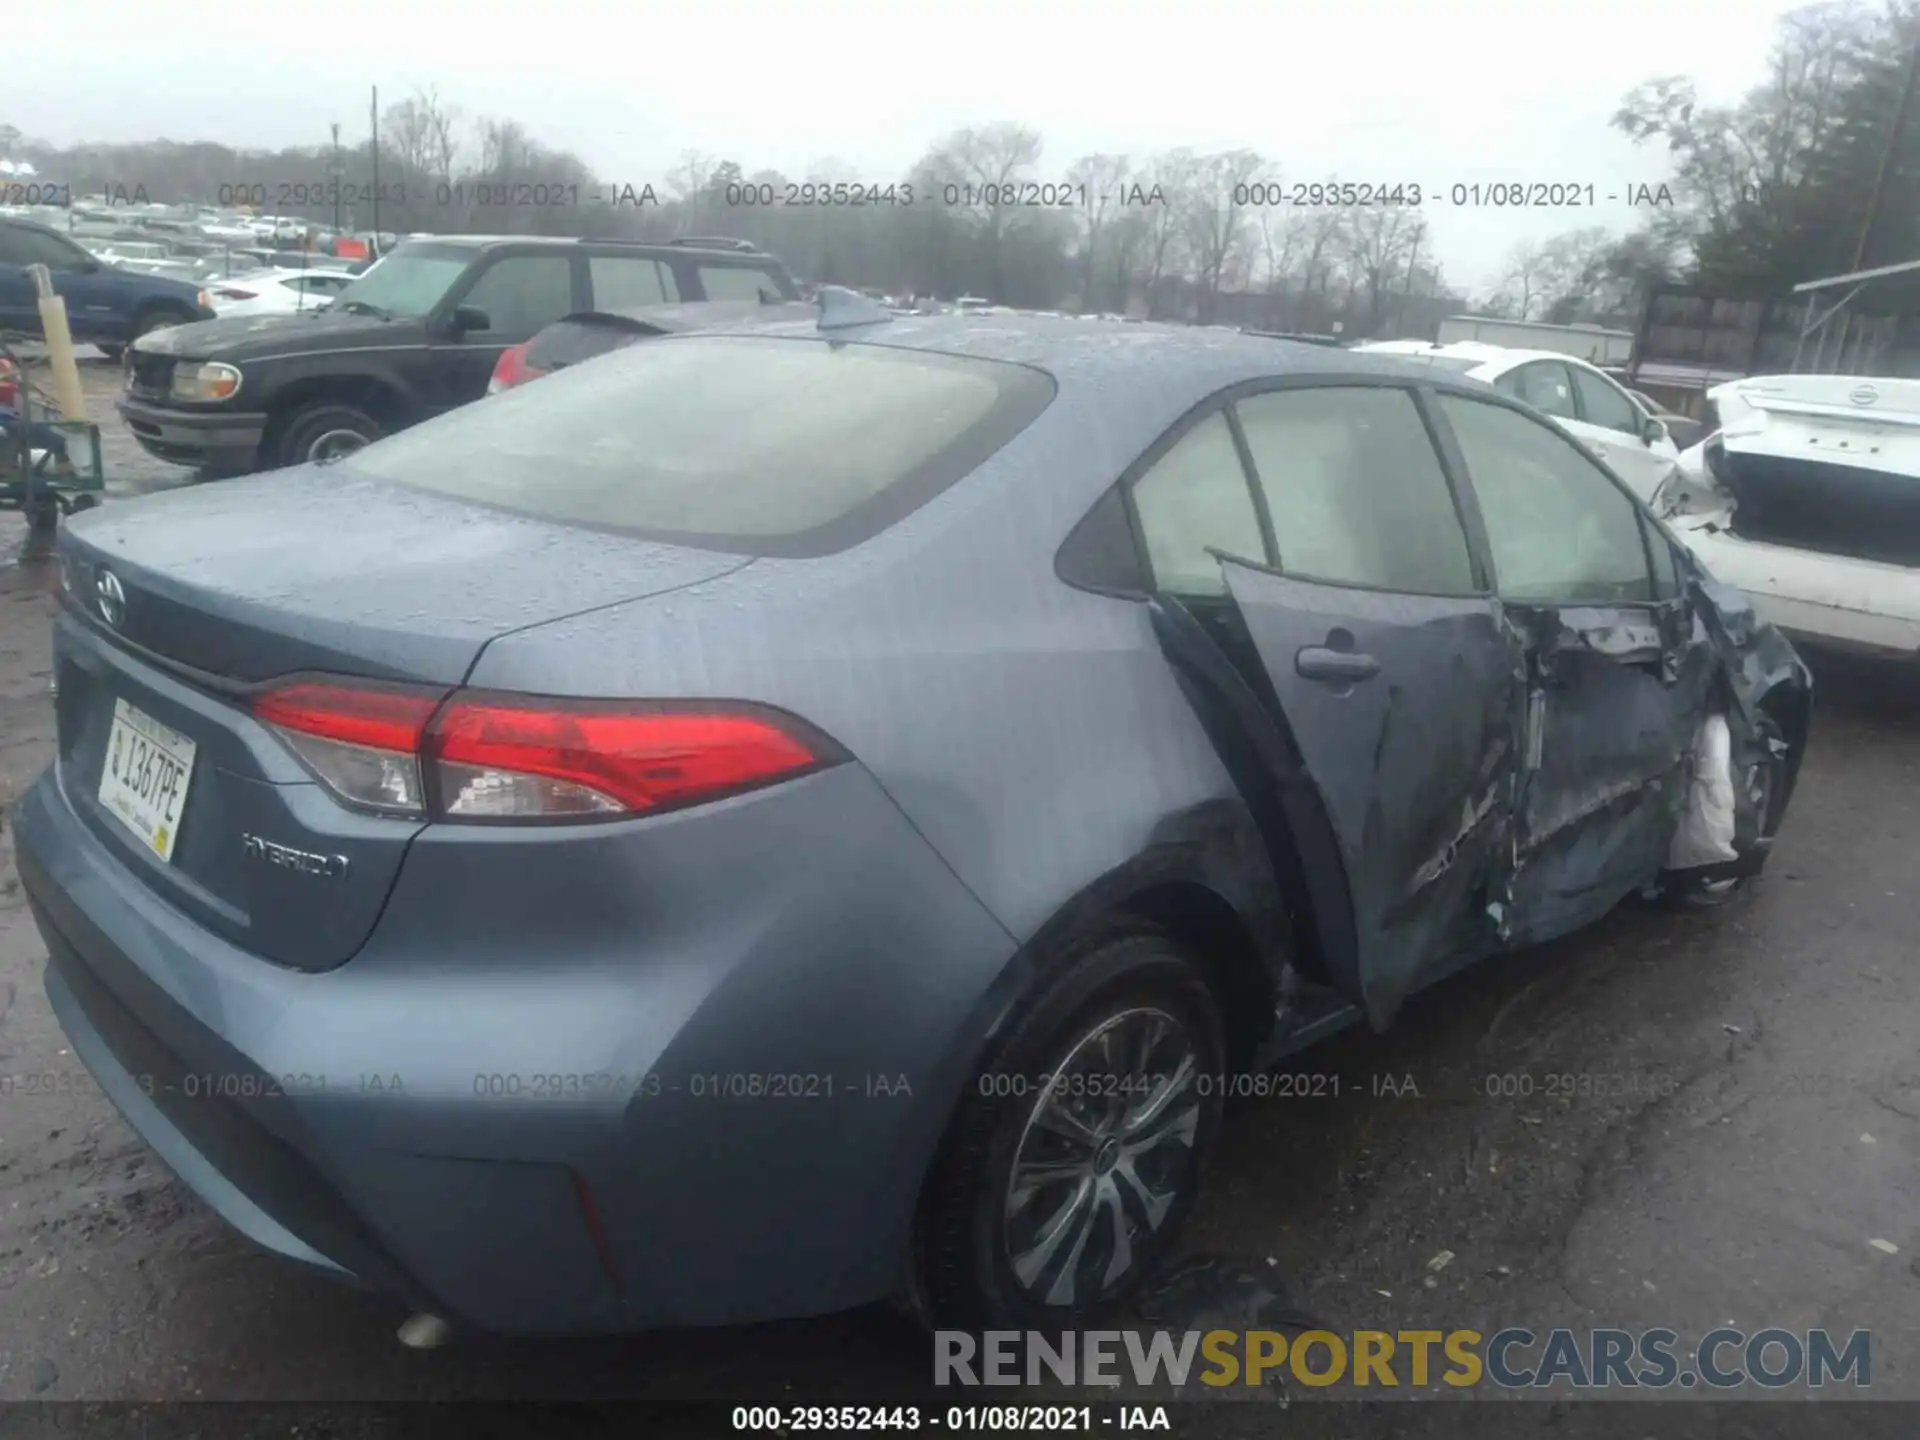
27 264 89 422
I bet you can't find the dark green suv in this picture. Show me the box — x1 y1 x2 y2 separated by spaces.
117 234 798 476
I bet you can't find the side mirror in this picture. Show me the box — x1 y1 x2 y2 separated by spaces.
1641 414 1667 446
447 305 490 336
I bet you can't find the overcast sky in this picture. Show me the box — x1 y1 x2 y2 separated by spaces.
11 0 1809 291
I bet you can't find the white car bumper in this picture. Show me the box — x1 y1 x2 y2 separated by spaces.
1674 517 1920 658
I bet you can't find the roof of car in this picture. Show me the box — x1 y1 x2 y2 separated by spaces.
684 310 1481 397
398 234 777 261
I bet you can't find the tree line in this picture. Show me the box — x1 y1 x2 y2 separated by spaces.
4 0 1916 332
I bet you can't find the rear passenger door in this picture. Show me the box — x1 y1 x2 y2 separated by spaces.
1134 381 1522 1027
1427 390 1705 947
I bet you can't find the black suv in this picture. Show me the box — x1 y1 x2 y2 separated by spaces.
116 235 799 475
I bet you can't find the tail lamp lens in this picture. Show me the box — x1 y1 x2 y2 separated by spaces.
251 679 833 822
487 342 544 395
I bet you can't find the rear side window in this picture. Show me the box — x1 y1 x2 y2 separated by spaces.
1500 361 1577 420
697 264 787 302
1234 386 1477 595
341 336 1056 556
589 255 678 309
1129 411 1265 597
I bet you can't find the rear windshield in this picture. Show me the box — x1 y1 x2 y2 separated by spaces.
340 335 1057 556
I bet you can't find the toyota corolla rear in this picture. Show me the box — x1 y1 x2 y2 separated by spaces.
10 333 1056 1333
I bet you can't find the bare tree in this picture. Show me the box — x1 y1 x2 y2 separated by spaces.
1534 226 1619 322
418 87 461 187
1139 149 1200 317
1183 150 1265 323
1490 239 1554 319
667 150 720 231
1254 201 1306 293
1342 205 1426 335
1066 152 1130 311
1294 207 1354 329
941 123 1045 299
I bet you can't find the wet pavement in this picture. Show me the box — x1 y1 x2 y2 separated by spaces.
1 381 1918 1434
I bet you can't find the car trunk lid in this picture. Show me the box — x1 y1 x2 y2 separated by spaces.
1714 377 1920 566
51 473 747 971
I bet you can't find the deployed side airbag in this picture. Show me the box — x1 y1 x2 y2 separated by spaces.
1669 713 1739 869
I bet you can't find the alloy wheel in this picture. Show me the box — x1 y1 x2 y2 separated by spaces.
1002 1007 1202 1307
307 429 369 464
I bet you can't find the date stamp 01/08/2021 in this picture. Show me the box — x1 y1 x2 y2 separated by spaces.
134 175 1684 216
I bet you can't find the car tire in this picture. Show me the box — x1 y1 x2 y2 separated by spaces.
275 403 384 469
914 922 1226 1331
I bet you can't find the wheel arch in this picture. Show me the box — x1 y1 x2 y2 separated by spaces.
261 375 415 455
903 822 1283 1316
910 809 1286 1211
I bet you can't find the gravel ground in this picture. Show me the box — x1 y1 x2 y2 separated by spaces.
1 379 1918 1438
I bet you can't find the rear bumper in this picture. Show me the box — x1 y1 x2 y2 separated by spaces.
116 396 267 473
11 755 1018 1333
1676 522 1920 660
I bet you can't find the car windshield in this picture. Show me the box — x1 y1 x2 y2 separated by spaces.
329 243 472 318
339 335 1057 555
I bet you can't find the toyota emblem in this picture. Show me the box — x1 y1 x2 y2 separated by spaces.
95 569 126 630
1850 384 1880 406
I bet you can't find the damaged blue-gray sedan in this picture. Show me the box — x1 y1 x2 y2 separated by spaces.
10 299 1809 1339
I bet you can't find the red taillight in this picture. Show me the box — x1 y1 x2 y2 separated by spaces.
251 679 833 822
428 695 823 817
253 680 442 750
212 287 258 301
487 343 545 395
252 680 445 815
0 357 18 410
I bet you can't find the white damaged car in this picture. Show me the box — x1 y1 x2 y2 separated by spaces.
1656 375 1920 660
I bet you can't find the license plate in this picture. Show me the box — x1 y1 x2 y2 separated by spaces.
98 698 197 862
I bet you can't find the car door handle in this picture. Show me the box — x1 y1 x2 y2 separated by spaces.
1296 647 1380 683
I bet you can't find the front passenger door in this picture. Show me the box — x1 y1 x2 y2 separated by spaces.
1430 392 1708 947
432 252 580 409
1567 364 1677 501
